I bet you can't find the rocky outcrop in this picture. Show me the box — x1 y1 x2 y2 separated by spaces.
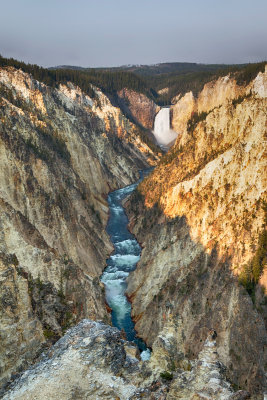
171 91 196 135
2 320 143 400
167 330 249 400
126 67 267 395
117 88 159 130
2 320 243 400
2 319 170 400
170 69 264 135
0 253 45 388
0 66 159 388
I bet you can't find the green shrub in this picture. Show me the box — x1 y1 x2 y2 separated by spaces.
235 62 266 85
25 138 51 161
160 145 184 165
43 328 56 339
10 254 19 266
36 276 44 291
187 111 208 134
36 126 70 162
160 371 173 380
239 201 267 301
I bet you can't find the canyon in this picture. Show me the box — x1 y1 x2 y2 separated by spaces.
0 65 159 391
0 61 266 399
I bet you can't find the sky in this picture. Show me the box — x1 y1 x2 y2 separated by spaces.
0 0 266 68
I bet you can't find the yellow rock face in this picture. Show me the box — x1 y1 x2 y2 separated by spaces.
142 68 267 275
171 72 256 135
126 66 267 394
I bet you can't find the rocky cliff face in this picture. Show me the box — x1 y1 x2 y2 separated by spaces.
2 320 249 400
117 88 159 130
0 66 159 388
0 253 45 388
171 72 254 135
126 67 267 396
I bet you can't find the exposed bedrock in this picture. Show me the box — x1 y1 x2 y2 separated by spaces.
0 66 159 387
126 216 266 395
117 88 159 131
171 65 267 135
2 320 249 400
126 67 267 396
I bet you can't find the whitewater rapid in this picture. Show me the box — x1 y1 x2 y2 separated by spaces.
101 171 151 361
153 107 178 149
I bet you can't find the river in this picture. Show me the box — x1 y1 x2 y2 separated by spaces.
101 170 152 361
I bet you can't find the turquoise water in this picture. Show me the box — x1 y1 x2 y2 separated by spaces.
101 170 151 360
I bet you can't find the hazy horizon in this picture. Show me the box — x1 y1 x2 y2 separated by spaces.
49 60 266 69
1 57 266 70
1 0 266 68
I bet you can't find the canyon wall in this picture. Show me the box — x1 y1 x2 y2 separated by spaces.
117 88 159 130
126 67 267 396
171 73 253 135
0 66 159 389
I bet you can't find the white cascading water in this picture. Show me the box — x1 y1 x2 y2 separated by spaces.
100 170 153 361
153 107 178 149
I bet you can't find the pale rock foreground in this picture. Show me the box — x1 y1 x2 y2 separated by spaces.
3 320 249 400
167 331 249 400
2 320 142 400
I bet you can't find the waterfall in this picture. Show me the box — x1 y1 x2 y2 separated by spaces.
153 107 178 149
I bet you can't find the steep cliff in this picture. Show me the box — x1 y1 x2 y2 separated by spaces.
0 66 159 388
117 88 159 130
171 72 254 135
126 67 267 395
2 320 249 400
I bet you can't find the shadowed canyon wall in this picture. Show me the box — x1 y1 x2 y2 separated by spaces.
126 66 267 395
